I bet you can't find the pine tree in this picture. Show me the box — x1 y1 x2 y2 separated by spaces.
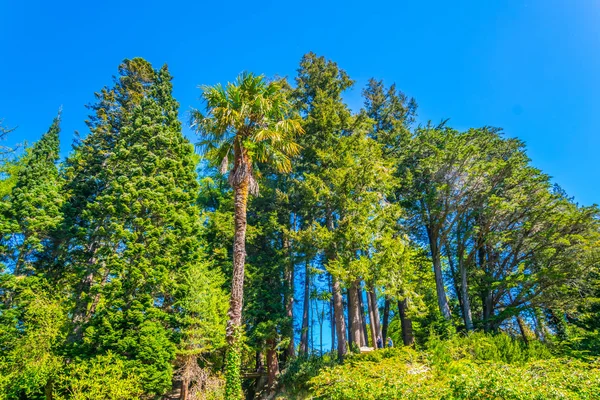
60 59 215 395
2 115 62 275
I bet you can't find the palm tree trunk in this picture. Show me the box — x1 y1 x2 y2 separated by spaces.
227 178 248 338
225 174 249 399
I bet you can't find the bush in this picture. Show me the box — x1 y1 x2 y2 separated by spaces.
447 358 600 400
427 331 552 369
278 353 338 397
55 353 144 400
307 335 599 400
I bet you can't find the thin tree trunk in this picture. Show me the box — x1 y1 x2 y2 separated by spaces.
256 351 265 371
266 338 279 392
332 278 347 359
445 241 464 320
381 297 390 346
358 288 368 347
283 232 295 359
319 305 324 355
44 381 53 400
533 307 548 342
426 227 452 320
398 299 414 346
366 288 378 348
68 242 99 344
516 315 529 345
369 288 381 338
180 378 189 400
348 279 362 349
347 290 354 345
326 207 346 360
330 274 336 352
300 261 310 355
459 252 474 331
478 244 493 332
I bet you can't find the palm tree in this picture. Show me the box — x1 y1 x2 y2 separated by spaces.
192 72 303 398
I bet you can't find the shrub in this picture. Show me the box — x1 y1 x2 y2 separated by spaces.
308 335 599 400
55 353 143 400
278 353 338 397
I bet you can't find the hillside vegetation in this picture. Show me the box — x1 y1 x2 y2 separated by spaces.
0 53 598 399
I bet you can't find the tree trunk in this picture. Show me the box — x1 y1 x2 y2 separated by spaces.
227 178 248 338
347 291 354 345
299 261 310 355
445 242 464 322
332 278 347 359
256 351 265 372
426 228 452 320
224 152 250 399
283 233 295 360
381 297 390 346
533 307 547 341
44 380 53 400
398 299 414 346
326 207 347 360
369 288 381 338
330 274 336 352
459 253 473 331
358 287 369 347
266 338 279 393
348 279 362 349
180 378 189 400
68 242 99 344
478 244 494 332
516 315 529 345
366 289 378 348
319 308 324 355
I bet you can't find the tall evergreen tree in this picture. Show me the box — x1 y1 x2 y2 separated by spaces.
58 59 214 395
1 116 62 275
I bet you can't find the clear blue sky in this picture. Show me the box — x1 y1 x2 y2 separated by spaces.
1 0 599 205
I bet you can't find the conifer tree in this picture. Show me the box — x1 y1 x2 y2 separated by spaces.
2 116 62 275
60 59 215 395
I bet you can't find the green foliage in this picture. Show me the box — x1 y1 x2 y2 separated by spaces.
0 277 65 399
278 354 338 396
225 328 243 400
426 332 552 368
309 337 600 400
1 115 62 274
2 52 599 400
55 353 144 400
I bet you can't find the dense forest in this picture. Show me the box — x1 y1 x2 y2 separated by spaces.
1 53 599 400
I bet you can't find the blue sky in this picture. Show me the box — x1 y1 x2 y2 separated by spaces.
1 0 599 207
